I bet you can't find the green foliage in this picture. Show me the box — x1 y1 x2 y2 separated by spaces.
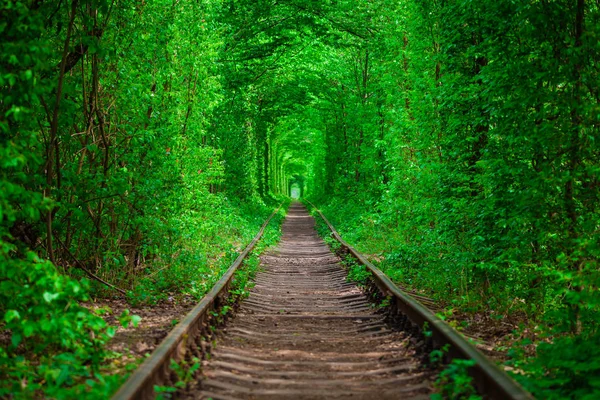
303 0 600 396
430 344 451 368
1 0 284 396
117 309 141 329
231 206 285 299
124 197 279 306
511 331 600 399
0 255 112 397
154 384 178 400
3 0 600 398
342 256 371 286
432 359 482 400
1 1 114 396
169 357 201 391
225 0 599 392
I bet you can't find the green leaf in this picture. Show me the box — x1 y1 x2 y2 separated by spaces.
131 315 142 327
4 310 20 323
106 326 116 338
43 292 60 303
11 333 22 347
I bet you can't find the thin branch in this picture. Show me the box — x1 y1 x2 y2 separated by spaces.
55 236 127 296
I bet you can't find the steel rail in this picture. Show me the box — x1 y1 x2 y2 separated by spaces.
112 204 283 400
306 200 533 400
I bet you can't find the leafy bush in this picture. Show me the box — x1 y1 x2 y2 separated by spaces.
1 253 112 397
432 359 481 400
514 331 600 400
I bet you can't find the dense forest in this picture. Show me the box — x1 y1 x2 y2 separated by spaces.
1 0 599 398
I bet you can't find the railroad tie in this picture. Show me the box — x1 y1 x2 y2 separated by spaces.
185 203 433 399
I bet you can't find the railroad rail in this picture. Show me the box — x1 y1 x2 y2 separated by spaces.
112 202 533 400
112 204 282 400
305 200 533 400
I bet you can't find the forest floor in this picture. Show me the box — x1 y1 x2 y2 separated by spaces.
87 298 195 375
449 311 523 360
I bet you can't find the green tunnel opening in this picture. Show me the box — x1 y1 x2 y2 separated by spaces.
289 175 305 199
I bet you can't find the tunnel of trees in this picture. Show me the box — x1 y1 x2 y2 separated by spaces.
1 0 599 398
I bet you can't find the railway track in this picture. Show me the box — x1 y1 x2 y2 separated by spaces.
113 202 532 400
183 203 431 399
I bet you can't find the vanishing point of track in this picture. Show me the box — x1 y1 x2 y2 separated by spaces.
185 203 431 399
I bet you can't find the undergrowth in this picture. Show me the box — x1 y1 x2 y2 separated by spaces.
137 203 286 399
431 359 482 400
113 196 285 306
0 198 286 399
307 196 600 399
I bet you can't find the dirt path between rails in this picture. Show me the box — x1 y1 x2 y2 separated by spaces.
182 203 433 400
